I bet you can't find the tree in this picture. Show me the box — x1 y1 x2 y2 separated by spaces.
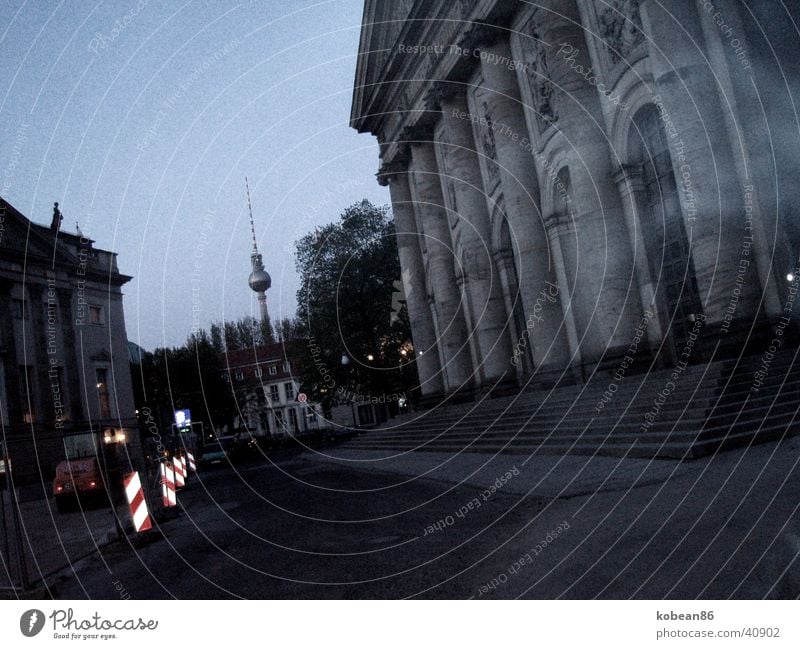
295 200 417 410
218 316 274 351
131 318 278 440
131 331 237 439
274 316 306 341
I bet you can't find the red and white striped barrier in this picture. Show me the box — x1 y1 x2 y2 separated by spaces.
160 461 176 507
186 451 196 473
124 471 152 533
173 455 186 488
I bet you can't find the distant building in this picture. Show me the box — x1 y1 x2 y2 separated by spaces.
220 342 323 438
0 198 141 483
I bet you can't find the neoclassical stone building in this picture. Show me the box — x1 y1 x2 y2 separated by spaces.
0 198 141 483
351 0 800 400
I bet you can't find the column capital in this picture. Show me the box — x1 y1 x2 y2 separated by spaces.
399 123 435 144
423 80 464 111
376 150 411 186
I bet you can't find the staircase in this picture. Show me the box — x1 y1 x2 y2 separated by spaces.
342 349 800 459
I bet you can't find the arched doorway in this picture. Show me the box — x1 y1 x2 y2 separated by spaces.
628 104 703 353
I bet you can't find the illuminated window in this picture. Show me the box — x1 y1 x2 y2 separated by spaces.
19 365 36 423
95 368 111 419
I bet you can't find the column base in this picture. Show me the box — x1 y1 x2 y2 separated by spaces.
579 346 658 382
520 364 582 391
478 374 520 399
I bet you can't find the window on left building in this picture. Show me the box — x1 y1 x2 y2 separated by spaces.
89 305 104 325
12 299 24 319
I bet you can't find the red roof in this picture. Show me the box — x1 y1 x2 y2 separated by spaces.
219 340 304 385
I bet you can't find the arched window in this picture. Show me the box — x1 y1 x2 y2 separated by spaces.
628 104 702 346
498 217 529 369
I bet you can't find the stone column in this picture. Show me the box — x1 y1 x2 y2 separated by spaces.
694 0 787 321
639 0 761 330
613 164 665 351
455 272 482 389
474 34 572 379
383 166 445 398
539 12 643 366
434 89 516 389
406 138 474 395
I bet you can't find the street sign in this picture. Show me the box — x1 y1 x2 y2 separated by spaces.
174 409 191 430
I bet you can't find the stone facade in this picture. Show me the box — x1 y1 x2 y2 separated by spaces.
0 198 141 483
351 0 800 400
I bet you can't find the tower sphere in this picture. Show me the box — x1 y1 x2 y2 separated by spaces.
249 268 271 292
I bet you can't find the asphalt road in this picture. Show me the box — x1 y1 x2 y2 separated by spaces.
49 440 800 599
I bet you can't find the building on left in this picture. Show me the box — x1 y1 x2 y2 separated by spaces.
0 198 142 484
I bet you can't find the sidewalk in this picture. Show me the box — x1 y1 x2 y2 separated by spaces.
0 490 129 596
307 435 800 500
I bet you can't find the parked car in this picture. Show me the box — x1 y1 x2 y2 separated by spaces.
52 457 107 513
199 436 236 467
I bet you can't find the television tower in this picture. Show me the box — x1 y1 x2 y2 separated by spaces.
245 177 271 323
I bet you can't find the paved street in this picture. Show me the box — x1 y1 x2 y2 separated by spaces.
47 437 800 599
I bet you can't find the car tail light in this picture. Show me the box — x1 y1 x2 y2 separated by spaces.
89 481 96 487
56 485 63 492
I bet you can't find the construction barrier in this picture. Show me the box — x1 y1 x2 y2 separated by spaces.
186 451 196 473
173 456 186 489
160 461 176 507
124 471 152 533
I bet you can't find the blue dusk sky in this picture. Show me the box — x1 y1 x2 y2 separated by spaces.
0 0 387 350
